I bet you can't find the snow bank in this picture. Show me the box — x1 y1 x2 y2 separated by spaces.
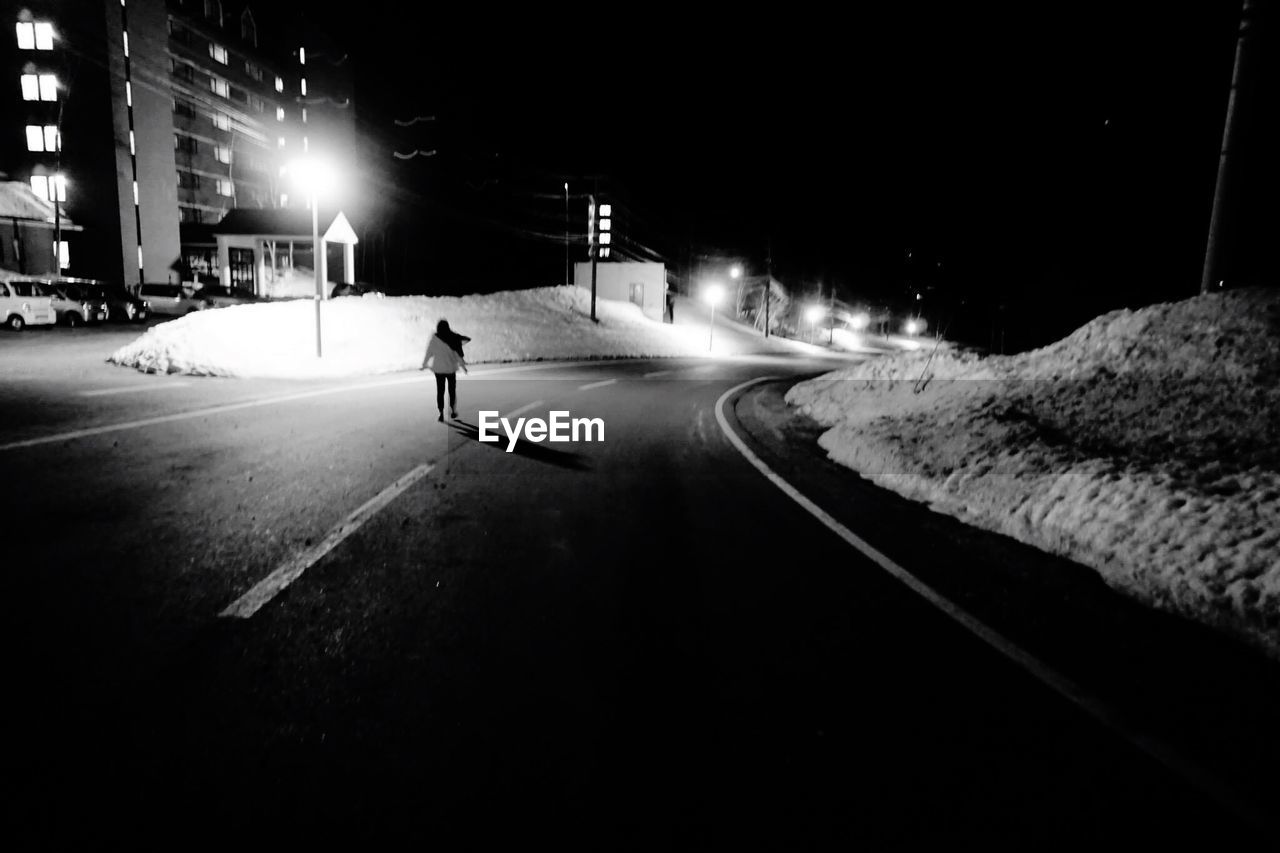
787 287 1280 657
108 285 822 379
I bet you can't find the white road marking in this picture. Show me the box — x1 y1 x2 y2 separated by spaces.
714 376 1264 830
80 382 191 397
578 378 617 391
643 370 672 378
0 361 609 454
502 399 544 419
219 463 435 619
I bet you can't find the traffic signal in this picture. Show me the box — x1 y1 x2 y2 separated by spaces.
598 203 611 259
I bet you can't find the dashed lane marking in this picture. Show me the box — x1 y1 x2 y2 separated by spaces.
714 376 1266 833
643 370 673 378
219 463 436 619
0 362 609 453
577 378 617 391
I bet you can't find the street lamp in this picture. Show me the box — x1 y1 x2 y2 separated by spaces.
287 158 335 357
703 282 725 351
804 303 826 344
728 264 743 315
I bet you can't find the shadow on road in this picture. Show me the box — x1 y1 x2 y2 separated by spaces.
447 420 591 471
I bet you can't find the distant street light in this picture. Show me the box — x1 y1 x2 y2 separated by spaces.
904 318 924 336
729 264 742 280
287 158 336 357
804 303 826 344
703 282 725 351
849 311 870 331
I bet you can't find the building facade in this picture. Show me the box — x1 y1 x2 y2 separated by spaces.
1 0 353 290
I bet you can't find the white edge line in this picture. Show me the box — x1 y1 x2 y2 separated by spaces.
578 378 617 391
219 463 435 619
714 376 1265 831
81 382 191 397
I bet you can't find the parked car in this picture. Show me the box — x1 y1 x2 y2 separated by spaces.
46 281 110 326
191 284 261 309
85 283 150 322
330 282 385 298
0 279 57 330
139 282 208 316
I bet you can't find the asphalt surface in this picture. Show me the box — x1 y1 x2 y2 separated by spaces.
3 327 1278 849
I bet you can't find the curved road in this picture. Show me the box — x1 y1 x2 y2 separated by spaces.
3 347 1276 848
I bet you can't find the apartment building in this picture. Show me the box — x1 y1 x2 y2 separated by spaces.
1 0 353 289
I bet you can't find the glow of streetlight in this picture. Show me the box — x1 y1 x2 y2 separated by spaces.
286 157 338 358
904 318 924 335
804 304 826 325
703 282 725 306
849 311 870 331
729 264 742 280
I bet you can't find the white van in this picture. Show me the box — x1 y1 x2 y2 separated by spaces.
0 280 57 330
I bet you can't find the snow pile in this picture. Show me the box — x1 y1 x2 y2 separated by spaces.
109 285 822 379
787 287 1280 656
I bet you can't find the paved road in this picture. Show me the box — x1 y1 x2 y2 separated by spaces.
3 339 1277 848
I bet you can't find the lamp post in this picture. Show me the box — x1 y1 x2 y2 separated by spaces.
703 282 725 351
729 263 742 315
287 158 334 358
804 303 826 344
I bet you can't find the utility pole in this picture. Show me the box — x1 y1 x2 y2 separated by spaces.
1200 0 1257 295
589 177 598 322
764 238 772 338
563 181 570 286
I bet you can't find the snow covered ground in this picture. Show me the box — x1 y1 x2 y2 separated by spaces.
787 287 1280 658
109 285 835 379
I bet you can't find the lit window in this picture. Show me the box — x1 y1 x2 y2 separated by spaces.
280 193 288 206
216 179 233 197
58 240 69 269
276 106 285 121
123 32 129 56
125 81 132 106
24 125 59 152
30 175 49 199
301 108 307 123
274 75 283 93
209 43 227 64
300 78 307 96
20 75 38 99
599 233 612 245
39 74 58 101
277 136 286 148
214 145 231 163
129 130 135 155
210 76 229 97
132 181 139 205
138 246 144 270
16 22 34 49
212 112 231 131
35 22 54 49
302 137 308 152
299 47 306 65
54 174 66 202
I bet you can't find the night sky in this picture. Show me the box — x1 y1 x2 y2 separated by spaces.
317 1 1275 349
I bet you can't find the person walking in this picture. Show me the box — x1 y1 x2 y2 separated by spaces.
421 319 470 421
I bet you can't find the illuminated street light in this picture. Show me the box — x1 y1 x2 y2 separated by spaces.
849 311 870 331
904 318 924 335
287 158 336 357
804 304 826 325
729 264 742 280
703 282 725 351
